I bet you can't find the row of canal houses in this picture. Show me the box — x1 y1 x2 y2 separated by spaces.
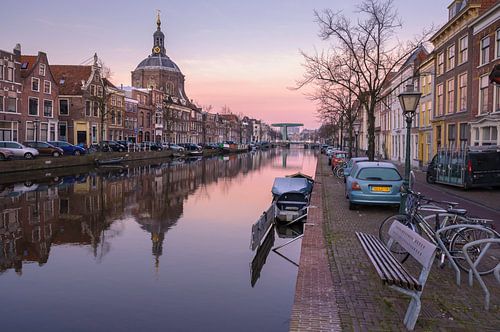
0 47 274 147
357 0 499 167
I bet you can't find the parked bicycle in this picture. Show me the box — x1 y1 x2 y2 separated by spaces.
332 160 346 179
379 189 499 275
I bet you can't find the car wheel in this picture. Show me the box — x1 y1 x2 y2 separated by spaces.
426 173 435 184
74 150 81 156
52 151 60 157
24 152 34 160
0 153 5 161
348 201 356 210
119 148 124 152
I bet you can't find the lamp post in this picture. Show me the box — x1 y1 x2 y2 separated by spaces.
398 84 422 214
353 122 360 157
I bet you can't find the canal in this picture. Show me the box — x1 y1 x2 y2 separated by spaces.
0 148 317 332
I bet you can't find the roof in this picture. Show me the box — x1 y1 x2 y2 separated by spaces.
51 65 91 95
20 55 38 78
355 161 397 169
135 54 181 73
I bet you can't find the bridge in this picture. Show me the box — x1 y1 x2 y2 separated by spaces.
271 123 304 141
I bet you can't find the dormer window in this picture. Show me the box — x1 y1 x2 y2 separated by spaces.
39 63 46 76
448 0 466 20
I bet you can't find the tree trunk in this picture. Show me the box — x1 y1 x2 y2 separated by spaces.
367 99 376 160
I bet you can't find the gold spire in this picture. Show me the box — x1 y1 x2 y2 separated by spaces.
156 9 161 28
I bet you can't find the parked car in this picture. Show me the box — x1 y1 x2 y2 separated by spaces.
140 141 163 151
426 146 500 189
99 141 126 152
320 144 329 154
48 141 86 156
0 141 40 159
0 148 14 160
169 144 185 152
179 143 202 151
23 141 64 157
345 161 403 210
330 150 348 169
342 157 370 182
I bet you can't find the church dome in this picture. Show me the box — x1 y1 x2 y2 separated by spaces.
135 54 181 73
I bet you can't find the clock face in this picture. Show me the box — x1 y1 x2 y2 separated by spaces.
153 46 161 54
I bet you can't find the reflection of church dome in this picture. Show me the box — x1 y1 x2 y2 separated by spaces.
135 54 181 73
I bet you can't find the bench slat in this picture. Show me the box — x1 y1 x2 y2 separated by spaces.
365 233 421 291
356 232 421 291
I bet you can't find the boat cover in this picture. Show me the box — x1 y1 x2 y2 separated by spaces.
272 177 312 196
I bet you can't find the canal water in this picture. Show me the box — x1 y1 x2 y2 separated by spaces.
0 148 316 332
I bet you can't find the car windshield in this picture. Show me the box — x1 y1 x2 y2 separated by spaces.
334 153 347 158
356 167 401 181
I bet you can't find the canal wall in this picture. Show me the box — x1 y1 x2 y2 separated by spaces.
289 158 341 331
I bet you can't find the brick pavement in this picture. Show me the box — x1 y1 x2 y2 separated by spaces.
317 155 500 331
289 175 342 331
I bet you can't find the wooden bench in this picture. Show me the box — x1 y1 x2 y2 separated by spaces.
356 221 437 331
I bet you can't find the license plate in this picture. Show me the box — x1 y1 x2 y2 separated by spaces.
371 186 390 192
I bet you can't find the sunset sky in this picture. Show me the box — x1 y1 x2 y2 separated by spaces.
2 0 447 128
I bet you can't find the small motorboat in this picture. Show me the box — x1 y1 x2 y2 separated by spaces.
271 176 313 223
94 157 124 166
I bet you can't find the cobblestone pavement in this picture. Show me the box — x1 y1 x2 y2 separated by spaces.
318 155 500 331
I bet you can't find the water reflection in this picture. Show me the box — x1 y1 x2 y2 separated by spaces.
0 148 316 332
0 150 280 275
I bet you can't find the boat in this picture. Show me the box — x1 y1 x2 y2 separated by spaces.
271 176 313 223
94 157 124 166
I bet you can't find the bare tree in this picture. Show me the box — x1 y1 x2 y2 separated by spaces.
299 0 432 160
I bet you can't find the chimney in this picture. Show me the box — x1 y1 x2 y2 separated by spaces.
13 43 21 59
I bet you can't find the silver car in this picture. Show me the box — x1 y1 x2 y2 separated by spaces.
0 141 40 159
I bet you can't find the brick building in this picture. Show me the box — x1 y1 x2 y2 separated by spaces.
20 51 60 142
0 45 22 142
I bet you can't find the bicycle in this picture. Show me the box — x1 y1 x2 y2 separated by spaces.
379 189 499 275
332 161 346 179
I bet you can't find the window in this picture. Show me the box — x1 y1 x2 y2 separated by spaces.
39 64 46 76
479 75 489 114
447 44 455 70
459 123 468 147
481 126 498 145
437 52 444 75
85 100 91 116
6 97 16 113
32 77 40 91
43 80 51 94
497 29 500 58
90 84 96 96
356 167 402 181
43 100 53 117
448 124 456 145
117 111 122 125
437 84 444 116
111 110 116 125
111 95 116 106
495 84 500 113
29 97 39 116
447 79 455 114
458 73 467 112
97 86 103 98
458 35 468 64
7 67 13 81
26 122 35 141
40 122 48 141
49 123 56 141
59 99 69 115
58 122 67 141
0 96 3 112
480 37 490 65
93 101 99 117
0 65 3 80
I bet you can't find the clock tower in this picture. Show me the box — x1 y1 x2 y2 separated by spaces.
152 11 166 56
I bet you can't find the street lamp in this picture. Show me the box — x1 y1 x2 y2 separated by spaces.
398 84 422 214
353 122 360 157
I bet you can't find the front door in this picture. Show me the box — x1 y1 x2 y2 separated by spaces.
77 131 87 146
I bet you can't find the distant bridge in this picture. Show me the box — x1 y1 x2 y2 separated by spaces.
271 123 304 141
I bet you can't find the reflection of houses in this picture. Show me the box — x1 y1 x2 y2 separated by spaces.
0 150 279 275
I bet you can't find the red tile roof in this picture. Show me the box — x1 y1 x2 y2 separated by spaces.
51 65 92 95
20 55 38 78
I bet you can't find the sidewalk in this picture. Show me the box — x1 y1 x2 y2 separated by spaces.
316 155 500 331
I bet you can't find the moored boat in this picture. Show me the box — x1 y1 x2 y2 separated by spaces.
271 176 313 223
94 157 124 166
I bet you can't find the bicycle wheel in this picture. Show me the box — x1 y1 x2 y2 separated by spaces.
379 214 417 263
335 167 344 178
449 226 500 275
